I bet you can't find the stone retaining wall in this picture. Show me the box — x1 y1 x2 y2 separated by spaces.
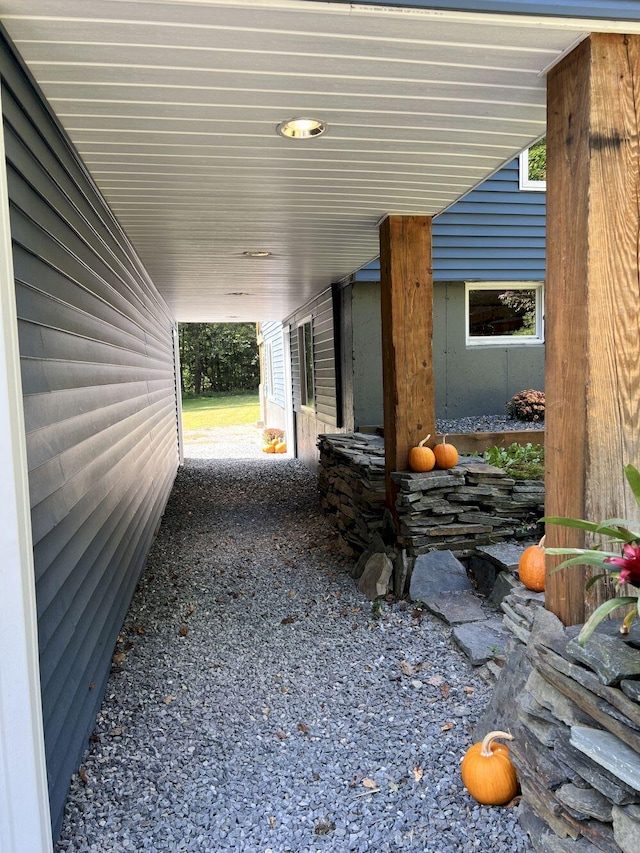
318 433 543 558
479 587 640 853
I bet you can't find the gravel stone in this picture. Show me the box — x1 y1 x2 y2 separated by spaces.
436 415 544 435
55 430 532 853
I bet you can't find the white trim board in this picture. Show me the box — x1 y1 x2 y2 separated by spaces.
0 86 53 852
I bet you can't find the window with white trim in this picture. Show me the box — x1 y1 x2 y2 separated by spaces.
298 319 314 410
519 138 546 191
466 282 544 346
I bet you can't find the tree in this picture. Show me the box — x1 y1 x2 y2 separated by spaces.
179 323 259 394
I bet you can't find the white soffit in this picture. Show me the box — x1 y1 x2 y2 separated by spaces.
0 0 632 321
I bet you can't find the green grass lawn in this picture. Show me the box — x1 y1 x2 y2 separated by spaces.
181 391 260 430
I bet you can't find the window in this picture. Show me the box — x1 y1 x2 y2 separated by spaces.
519 137 546 191
298 319 314 409
466 282 544 346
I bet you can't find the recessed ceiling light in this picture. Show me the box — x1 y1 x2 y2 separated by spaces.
276 117 327 139
228 291 251 296
242 250 271 258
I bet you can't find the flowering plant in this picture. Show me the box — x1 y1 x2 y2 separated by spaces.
542 463 640 645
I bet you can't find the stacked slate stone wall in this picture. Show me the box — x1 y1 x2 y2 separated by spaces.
479 588 640 853
318 433 543 558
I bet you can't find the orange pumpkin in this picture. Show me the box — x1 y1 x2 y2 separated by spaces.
409 435 435 473
262 444 276 454
461 731 518 806
434 435 459 469
274 441 287 454
518 536 546 592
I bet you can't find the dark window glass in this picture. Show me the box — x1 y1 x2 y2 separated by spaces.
468 288 537 338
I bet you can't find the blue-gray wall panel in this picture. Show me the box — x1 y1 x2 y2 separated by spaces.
354 159 546 283
260 320 286 408
1 31 179 837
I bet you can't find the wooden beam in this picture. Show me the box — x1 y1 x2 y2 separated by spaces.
545 34 640 625
379 215 435 504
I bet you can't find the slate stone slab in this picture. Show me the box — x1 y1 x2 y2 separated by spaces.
489 570 520 606
525 670 593 728
357 552 393 600
612 804 640 853
570 726 640 792
555 783 613 823
408 549 471 601
621 679 640 702
567 634 640 686
476 542 529 571
529 606 568 656
554 731 639 805
452 618 509 666
422 590 487 625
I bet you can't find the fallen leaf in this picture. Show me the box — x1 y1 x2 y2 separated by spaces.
281 615 298 625
412 766 424 782
275 731 287 740
464 686 475 695
112 652 126 665
262 707 270 716
164 694 174 704
440 722 455 732
88 682 95 690
110 727 125 737
188 604 196 615
269 816 276 829
78 766 88 785
440 683 450 699
400 661 415 677
362 778 378 789
427 674 444 687
287 590 297 599
179 624 189 636
505 795 523 809
297 722 309 734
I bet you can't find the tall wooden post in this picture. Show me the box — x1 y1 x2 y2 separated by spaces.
545 34 640 625
379 215 435 506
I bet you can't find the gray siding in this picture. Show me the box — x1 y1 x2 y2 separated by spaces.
286 287 339 426
349 280 544 422
1 32 178 836
354 158 545 283
260 321 285 408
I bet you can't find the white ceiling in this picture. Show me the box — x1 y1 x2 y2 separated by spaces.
1 0 638 321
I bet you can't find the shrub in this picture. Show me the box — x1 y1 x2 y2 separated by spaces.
263 427 284 443
506 389 545 422
483 442 544 480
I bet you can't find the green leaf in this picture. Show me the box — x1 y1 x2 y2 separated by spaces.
594 520 640 542
585 573 609 591
548 554 617 573
624 464 640 506
578 597 639 645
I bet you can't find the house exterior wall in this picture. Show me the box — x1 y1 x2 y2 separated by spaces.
285 286 347 469
355 158 546 284
1 32 179 836
259 321 287 432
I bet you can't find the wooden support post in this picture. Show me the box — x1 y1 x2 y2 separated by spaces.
545 34 640 625
379 215 435 506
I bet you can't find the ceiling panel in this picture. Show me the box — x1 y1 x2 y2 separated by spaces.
1 0 636 321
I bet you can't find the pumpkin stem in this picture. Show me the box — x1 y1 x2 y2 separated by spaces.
442 434 448 444
418 434 432 447
480 730 513 758
538 535 546 549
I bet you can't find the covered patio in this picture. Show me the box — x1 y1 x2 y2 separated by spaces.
1 1 640 850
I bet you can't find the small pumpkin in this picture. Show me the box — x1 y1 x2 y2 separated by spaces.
262 443 276 454
434 434 459 469
409 434 435 473
274 441 287 454
461 730 518 806
518 535 546 592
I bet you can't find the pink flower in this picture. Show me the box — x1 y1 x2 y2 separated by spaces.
605 543 640 587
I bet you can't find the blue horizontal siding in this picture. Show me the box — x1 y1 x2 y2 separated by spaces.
336 1 640 21
260 321 286 408
354 158 546 283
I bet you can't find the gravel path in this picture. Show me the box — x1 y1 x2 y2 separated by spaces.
56 455 532 853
